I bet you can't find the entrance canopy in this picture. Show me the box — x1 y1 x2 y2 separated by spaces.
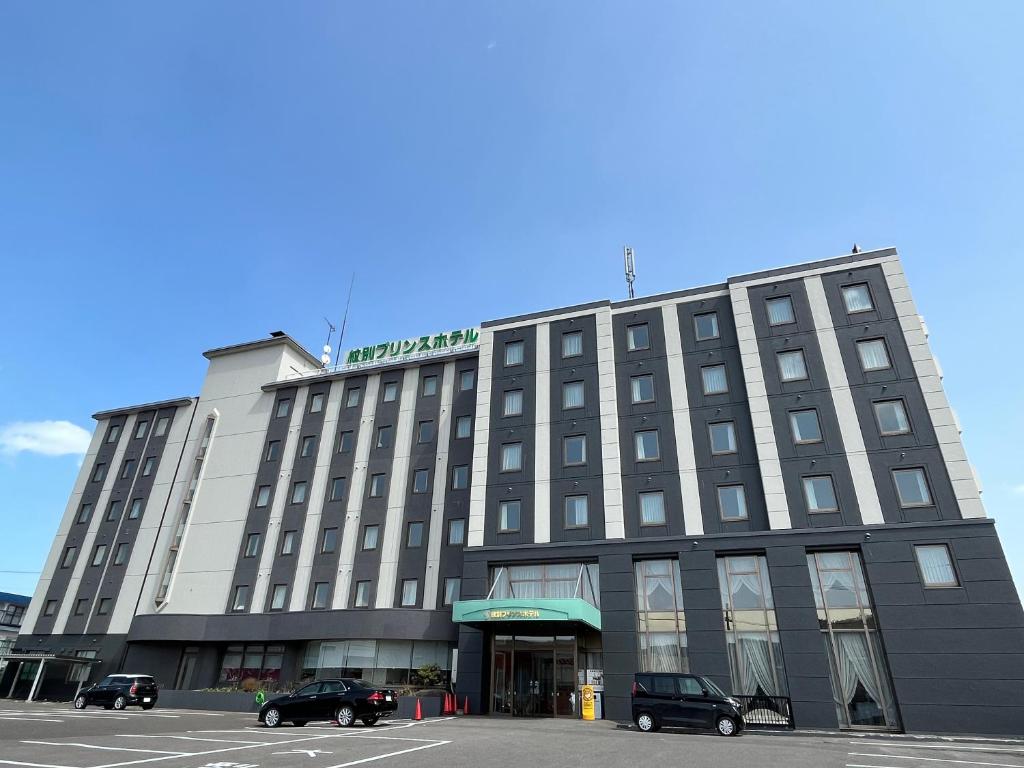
1 652 103 702
452 598 602 630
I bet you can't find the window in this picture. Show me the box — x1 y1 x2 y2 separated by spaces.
106 424 121 443
893 468 932 507
790 409 823 444
915 545 959 588
231 586 249 612
634 430 660 461
422 376 438 397
321 527 338 554
565 495 589 528
300 435 316 458
106 499 123 521
694 312 720 341
460 369 475 390
44 600 57 617
61 546 76 568
362 524 379 550
155 416 170 437
803 475 839 512
448 518 466 545
92 544 107 566
312 582 330 609
270 584 287 611
74 598 88 616
354 580 371 608
276 399 291 418
77 503 93 524
266 440 281 461
563 434 587 466
562 381 584 410
451 464 469 490
113 542 128 566
562 330 583 358
309 392 325 413
290 481 307 505
369 473 386 497
244 533 261 558
857 339 891 371
346 387 361 408
701 365 728 395
766 296 795 326
499 500 521 532
338 430 354 453
501 443 523 472
708 421 737 454
280 530 297 555
121 459 136 479
413 468 429 493
135 420 148 439
401 579 419 607
639 491 666 525
842 283 874 313
874 400 910 435
407 521 424 547
717 485 748 520
504 340 524 366
376 425 392 449
503 389 524 417
140 456 155 476
455 415 472 439
330 476 346 502
125 498 142 520
626 323 650 351
382 381 398 402
631 374 655 404
635 560 688 672
443 577 461 606
255 485 271 508
418 420 434 443
92 463 107 483
777 350 808 382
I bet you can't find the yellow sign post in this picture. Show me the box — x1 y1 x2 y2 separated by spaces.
581 684 595 721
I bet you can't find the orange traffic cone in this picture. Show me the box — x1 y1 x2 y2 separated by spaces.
414 697 423 721
442 693 451 715
463 695 470 715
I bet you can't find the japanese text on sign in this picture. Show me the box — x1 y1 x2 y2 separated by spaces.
343 328 480 369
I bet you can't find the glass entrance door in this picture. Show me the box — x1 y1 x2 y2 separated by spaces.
491 634 577 717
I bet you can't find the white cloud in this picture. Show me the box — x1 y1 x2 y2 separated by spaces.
0 420 92 457
1011 484 1024 496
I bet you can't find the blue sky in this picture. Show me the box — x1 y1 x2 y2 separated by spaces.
1 2 1021 597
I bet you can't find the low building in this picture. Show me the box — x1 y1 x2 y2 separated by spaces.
0 593 30 673
4 247 1023 732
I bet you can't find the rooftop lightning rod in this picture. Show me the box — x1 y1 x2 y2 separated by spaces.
624 246 636 299
335 273 356 363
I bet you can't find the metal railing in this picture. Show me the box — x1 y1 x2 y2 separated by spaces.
734 695 794 728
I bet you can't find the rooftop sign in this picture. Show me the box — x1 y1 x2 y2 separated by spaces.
341 328 480 370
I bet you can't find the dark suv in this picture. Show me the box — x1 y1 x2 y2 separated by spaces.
632 672 743 736
74 674 159 711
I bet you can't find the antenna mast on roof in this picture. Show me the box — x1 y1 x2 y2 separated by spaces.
336 273 356 360
624 246 636 299
321 317 336 368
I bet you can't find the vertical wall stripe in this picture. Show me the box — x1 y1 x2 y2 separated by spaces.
250 389 308 613
290 382 345 611
424 362 456 608
375 367 420 608
596 306 625 539
661 304 704 535
467 329 494 547
333 374 381 608
805 276 885 525
881 259 986 518
534 322 552 544
729 285 792 529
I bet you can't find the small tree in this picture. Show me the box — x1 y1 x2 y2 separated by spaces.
414 663 443 688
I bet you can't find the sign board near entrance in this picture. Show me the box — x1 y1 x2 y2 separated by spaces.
342 328 480 371
488 609 540 620
582 685 595 720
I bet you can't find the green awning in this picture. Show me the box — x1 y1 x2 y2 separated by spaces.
452 597 602 630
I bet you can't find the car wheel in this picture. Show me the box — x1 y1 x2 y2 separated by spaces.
74 696 87 710
361 716 379 727
113 696 127 711
264 707 282 728
716 715 738 736
292 721 307 727
636 712 657 733
336 705 356 727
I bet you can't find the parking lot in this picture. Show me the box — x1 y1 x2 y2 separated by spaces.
2 701 1023 768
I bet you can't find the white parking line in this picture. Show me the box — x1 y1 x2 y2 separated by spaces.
321 741 450 768
849 743 1024 754
848 754 1024 768
0 761 79 768
120 735 262 745
0 717 64 723
22 743 188 756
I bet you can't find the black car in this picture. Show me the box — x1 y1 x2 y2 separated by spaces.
631 672 743 736
258 678 398 728
74 674 159 711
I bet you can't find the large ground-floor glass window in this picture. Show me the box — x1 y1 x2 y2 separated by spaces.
807 551 899 729
635 559 688 673
217 644 284 687
301 639 453 687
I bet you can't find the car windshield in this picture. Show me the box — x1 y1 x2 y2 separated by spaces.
700 677 727 697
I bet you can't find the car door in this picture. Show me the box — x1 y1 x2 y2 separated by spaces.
675 675 716 727
315 680 346 720
648 675 682 725
286 682 323 719
90 676 116 706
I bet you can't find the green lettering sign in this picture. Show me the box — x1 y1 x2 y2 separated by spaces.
343 328 480 369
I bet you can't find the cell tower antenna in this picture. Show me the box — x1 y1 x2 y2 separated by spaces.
320 317 336 368
624 246 636 299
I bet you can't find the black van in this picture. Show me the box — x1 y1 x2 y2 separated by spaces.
631 672 743 736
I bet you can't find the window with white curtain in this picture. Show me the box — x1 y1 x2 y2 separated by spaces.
873 400 910 435
790 409 823 443
564 495 589 528
504 340 524 366
765 296 795 326
803 475 839 512
857 339 891 371
503 389 523 417
635 560 688 673
777 350 808 382
717 485 748 520
639 491 666 525
562 331 583 358
499 500 521 532
842 284 874 313
694 312 720 341
443 577 461 605
635 430 660 461
456 415 472 439
708 421 737 454
631 374 655 403
701 364 728 395
563 434 587 466
893 468 932 507
627 323 650 351
400 579 418 607
562 381 584 410
501 443 523 472
914 545 958 587
382 381 398 402
451 464 469 490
